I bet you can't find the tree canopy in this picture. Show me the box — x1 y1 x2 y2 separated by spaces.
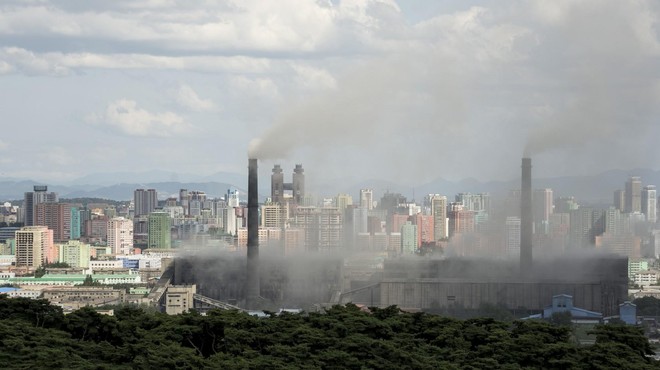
0 295 657 369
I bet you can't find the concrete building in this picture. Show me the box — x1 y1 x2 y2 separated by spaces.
261 203 286 229
360 189 374 210
23 185 58 226
58 240 91 268
633 270 659 287
107 217 134 255
614 189 626 212
625 176 642 213
0 274 141 286
43 287 124 310
555 197 579 214
70 206 81 240
35 202 72 242
505 217 521 256
292 165 305 205
271 165 285 204
569 208 603 248
165 285 196 315
318 207 342 250
431 195 447 241
134 189 157 217
595 232 641 258
148 212 171 249
447 204 475 239
335 194 353 212
642 185 657 223
400 221 418 254
271 164 305 205
15 226 54 268
629 259 650 279
533 189 553 235
411 213 434 246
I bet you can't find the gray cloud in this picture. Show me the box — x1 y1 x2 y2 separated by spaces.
0 0 659 186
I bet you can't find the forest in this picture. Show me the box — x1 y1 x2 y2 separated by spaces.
0 294 658 369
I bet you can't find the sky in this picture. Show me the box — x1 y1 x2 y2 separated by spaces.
1 0 659 189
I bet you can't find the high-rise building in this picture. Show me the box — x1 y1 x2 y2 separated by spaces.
533 189 553 235
107 217 134 255
293 206 342 251
318 207 342 250
134 189 157 217
261 203 286 229
448 203 475 239
603 207 630 235
188 191 207 217
505 217 521 256
625 176 642 213
431 195 447 241
360 189 374 210
270 164 306 206
15 226 53 268
642 185 657 223
179 189 190 215
614 189 626 212
292 164 305 205
58 240 91 268
411 213 434 246
23 185 58 226
271 165 284 204
569 207 605 248
455 193 491 213
35 202 72 242
400 221 418 254
335 194 353 212
85 215 109 242
148 212 171 249
70 206 81 240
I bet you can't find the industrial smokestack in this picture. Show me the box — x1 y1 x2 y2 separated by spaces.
520 157 533 277
246 158 260 309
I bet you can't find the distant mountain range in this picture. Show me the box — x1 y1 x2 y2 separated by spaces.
1 168 660 204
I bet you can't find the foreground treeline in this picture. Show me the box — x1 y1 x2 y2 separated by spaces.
0 296 658 369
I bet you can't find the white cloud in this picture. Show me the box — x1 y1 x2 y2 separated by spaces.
89 99 190 137
0 140 8 151
176 85 216 112
230 76 280 100
0 47 272 76
291 64 337 90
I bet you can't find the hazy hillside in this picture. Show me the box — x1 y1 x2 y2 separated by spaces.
2 168 660 204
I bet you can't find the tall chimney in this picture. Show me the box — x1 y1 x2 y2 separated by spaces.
520 157 533 276
246 158 260 309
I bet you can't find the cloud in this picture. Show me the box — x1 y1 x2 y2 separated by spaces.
0 140 8 151
0 47 272 76
230 75 280 100
291 64 337 90
176 85 216 112
89 99 190 137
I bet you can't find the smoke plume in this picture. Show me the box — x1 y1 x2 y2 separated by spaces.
250 2 660 181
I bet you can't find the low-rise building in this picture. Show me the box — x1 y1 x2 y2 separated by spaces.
165 284 196 315
43 286 124 311
633 270 660 287
0 287 42 299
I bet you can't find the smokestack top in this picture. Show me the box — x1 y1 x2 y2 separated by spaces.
522 157 532 167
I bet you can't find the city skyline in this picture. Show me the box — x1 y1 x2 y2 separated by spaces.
1 1 660 187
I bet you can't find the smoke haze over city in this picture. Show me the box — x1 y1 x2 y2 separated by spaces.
1 0 659 187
